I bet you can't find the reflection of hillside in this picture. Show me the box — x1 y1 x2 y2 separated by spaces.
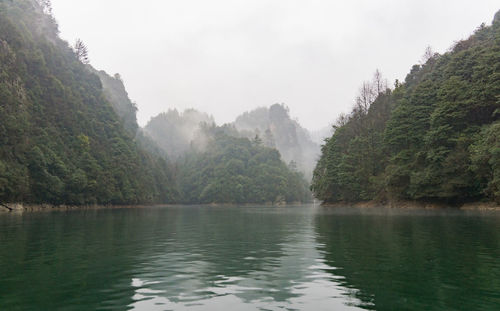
2 206 377 310
0 208 150 309
129 206 364 310
130 206 303 305
313 209 500 310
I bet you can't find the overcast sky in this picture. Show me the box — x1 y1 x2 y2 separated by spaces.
50 0 499 131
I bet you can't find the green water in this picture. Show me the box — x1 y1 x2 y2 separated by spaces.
1 205 499 310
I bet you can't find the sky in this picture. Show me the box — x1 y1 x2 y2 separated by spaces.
50 0 499 131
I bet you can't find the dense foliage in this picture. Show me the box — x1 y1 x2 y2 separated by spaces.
176 125 312 204
312 11 500 204
0 0 177 205
94 70 138 136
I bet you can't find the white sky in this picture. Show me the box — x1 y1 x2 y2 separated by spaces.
50 0 499 131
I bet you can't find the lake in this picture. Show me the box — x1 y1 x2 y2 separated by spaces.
1 205 499 310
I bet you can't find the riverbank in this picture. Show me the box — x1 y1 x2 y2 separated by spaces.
0 201 312 213
0 203 154 213
322 200 500 211
3 200 499 213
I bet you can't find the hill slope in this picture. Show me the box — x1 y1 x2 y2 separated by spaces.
0 0 177 205
234 104 320 179
176 124 312 204
312 10 500 204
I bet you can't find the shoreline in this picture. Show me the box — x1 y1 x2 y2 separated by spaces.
0 203 156 213
0 201 312 213
321 200 500 211
2 200 500 213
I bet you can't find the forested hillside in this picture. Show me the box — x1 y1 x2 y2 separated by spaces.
0 0 311 206
144 111 312 204
176 124 312 204
94 70 138 136
0 0 177 205
312 11 500 204
234 104 320 179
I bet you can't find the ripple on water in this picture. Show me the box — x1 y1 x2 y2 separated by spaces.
1 205 500 310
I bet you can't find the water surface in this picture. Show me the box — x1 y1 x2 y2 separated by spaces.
0 205 499 310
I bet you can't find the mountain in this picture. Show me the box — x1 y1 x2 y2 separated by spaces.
312 10 500 205
0 0 177 205
143 110 312 204
176 124 312 204
234 104 320 179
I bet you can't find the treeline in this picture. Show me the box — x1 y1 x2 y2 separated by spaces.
0 0 177 205
312 10 500 204
176 124 311 204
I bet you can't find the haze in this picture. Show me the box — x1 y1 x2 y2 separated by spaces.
50 0 499 131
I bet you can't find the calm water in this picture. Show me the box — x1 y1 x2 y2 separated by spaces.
1 205 500 310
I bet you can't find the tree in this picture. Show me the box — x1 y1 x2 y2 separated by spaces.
74 39 89 64
37 0 53 15
372 69 388 95
420 46 438 65
253 134 263 146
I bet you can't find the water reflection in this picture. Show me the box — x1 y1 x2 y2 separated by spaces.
2 206 499 310
313 207 500 311
123 206 364 310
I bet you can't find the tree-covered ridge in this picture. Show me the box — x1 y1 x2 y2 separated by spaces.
234 104 320 180
143 108 313 204
176 124 312 204
312 11 500 204
94 70 138 136
0 0 177 205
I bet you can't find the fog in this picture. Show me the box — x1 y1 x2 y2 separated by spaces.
50 0 499 131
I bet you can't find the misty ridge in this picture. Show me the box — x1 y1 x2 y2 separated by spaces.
93 62 324 180
141 104 322 179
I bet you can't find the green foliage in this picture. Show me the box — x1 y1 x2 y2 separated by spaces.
93 70 138 135
312 11 500 204
0 0 177 205
470 122 500 202
176 126 312 204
